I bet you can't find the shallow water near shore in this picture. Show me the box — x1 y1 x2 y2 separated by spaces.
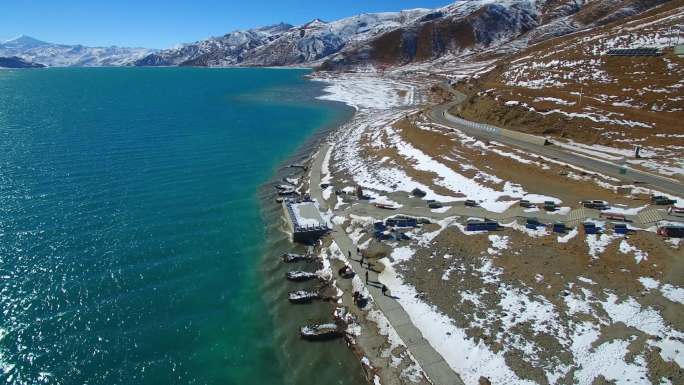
0 67 360 385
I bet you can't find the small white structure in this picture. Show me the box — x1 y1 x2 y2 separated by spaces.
283 200 329 243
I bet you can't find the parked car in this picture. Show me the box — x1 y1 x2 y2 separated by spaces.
412 188 427 198
374 203 397 210
466 220 499 231
652 195 676 205
658 226 684 238
581 200 608 210
668 206 684 217
600 212 627 222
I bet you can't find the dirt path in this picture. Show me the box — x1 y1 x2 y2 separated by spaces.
310 143 465 385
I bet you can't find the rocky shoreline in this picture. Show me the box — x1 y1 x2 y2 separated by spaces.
256 70 435 385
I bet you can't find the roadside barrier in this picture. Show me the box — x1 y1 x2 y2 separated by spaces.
443 110 501 134
443 110 548 146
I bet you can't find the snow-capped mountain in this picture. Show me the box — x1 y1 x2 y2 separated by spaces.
136 0 669 69
320 0 672 70
5 0 670 69
0 35 155 67
133 9 432 67
134 23 294 66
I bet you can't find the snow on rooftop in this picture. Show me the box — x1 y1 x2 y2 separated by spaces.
289 201 325 228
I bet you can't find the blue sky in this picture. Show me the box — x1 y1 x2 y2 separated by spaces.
1 0 454 49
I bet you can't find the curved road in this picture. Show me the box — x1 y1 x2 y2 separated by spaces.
307 84 681 385
427 89 684 198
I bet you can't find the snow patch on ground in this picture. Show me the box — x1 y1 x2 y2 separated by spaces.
378 258 539 385
618 239 649 264
557 228 578 243
488 235 509 254
661 284 684 305
585 233 620 258
314 74 415 110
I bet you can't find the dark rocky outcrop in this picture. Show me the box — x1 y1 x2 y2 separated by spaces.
0 56 45 68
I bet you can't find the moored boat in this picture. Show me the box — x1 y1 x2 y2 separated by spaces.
286 271 318 282
299 323 344 341
288 290 321 304
281 253 315 263
278 188 297 196
275 183 292 190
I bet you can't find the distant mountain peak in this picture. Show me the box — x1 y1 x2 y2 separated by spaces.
303 18 328 28
256 22 294 34
2 35 49 47
260 22 293 30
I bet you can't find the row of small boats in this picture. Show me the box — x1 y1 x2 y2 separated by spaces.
281 252 347 341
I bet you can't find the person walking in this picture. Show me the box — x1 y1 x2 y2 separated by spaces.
382 285 388 296
365 270 369 284
348 250 351 258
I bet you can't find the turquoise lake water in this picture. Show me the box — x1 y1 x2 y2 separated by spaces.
0 67 361 385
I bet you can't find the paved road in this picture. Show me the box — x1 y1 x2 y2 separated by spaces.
341 199 680 229
310 144 465 385
428 89 684 198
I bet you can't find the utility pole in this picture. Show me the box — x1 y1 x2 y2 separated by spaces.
578 86 583 107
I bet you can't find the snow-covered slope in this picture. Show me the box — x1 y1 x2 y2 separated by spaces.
321 0 671 70
455 0 684 178
134 23 293 66
0 35 154 67
242 10 431 66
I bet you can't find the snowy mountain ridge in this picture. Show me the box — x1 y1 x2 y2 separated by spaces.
134 9 433 67
0 35 155 67
139 0 668 69
320 0 671 70
3 0 672 68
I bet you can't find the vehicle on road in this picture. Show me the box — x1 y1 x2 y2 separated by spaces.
668 206 684 217
600 212 627 222
582 200 609 210
652 196 677 205
375 203 397 210
658 226 684 238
